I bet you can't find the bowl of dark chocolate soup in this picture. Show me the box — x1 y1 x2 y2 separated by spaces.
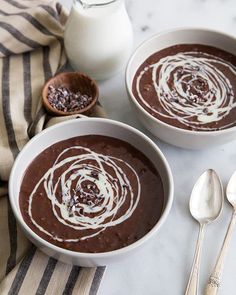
9 118 173 266
126 28 236 149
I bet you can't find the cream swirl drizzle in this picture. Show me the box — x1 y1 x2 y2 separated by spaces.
28 146 141 242
136 51 236 130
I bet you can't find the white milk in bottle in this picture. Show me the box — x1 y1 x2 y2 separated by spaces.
64 0 133 80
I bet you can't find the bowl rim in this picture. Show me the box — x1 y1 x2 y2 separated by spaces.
9 117 174 259
126 26 236 136
42 72 99 116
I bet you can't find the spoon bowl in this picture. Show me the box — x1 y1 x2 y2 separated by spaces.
190 169 224 224
226 171 236 208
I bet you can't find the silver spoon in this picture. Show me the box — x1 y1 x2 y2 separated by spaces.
185 169 223 295
205 170 236 295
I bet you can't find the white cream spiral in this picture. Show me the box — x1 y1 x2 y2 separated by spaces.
28 146 141 242
136 51 236 130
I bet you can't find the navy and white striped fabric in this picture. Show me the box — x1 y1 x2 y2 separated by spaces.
0 1 106 294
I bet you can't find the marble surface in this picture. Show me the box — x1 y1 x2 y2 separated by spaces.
60 0 236 294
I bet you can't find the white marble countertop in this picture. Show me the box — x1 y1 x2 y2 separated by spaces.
61 0 236 294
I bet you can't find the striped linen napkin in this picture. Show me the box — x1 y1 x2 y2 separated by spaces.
0 1 106 294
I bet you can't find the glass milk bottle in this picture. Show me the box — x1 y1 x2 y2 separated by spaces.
64 0 133 80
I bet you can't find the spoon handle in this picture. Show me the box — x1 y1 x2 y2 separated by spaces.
185 223 205 295
205 211 236 295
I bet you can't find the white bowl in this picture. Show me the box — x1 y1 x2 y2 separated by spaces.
126 28 236 149
9 118 173 267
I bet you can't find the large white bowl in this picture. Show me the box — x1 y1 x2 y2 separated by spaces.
126 28 236 149
9 118 173 267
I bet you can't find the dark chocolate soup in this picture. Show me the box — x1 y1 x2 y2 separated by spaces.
132 44 236 131
20 135 164 253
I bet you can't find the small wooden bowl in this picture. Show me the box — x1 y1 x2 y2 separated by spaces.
42 72 99 116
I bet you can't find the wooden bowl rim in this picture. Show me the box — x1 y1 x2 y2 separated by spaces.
42 72 99 116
